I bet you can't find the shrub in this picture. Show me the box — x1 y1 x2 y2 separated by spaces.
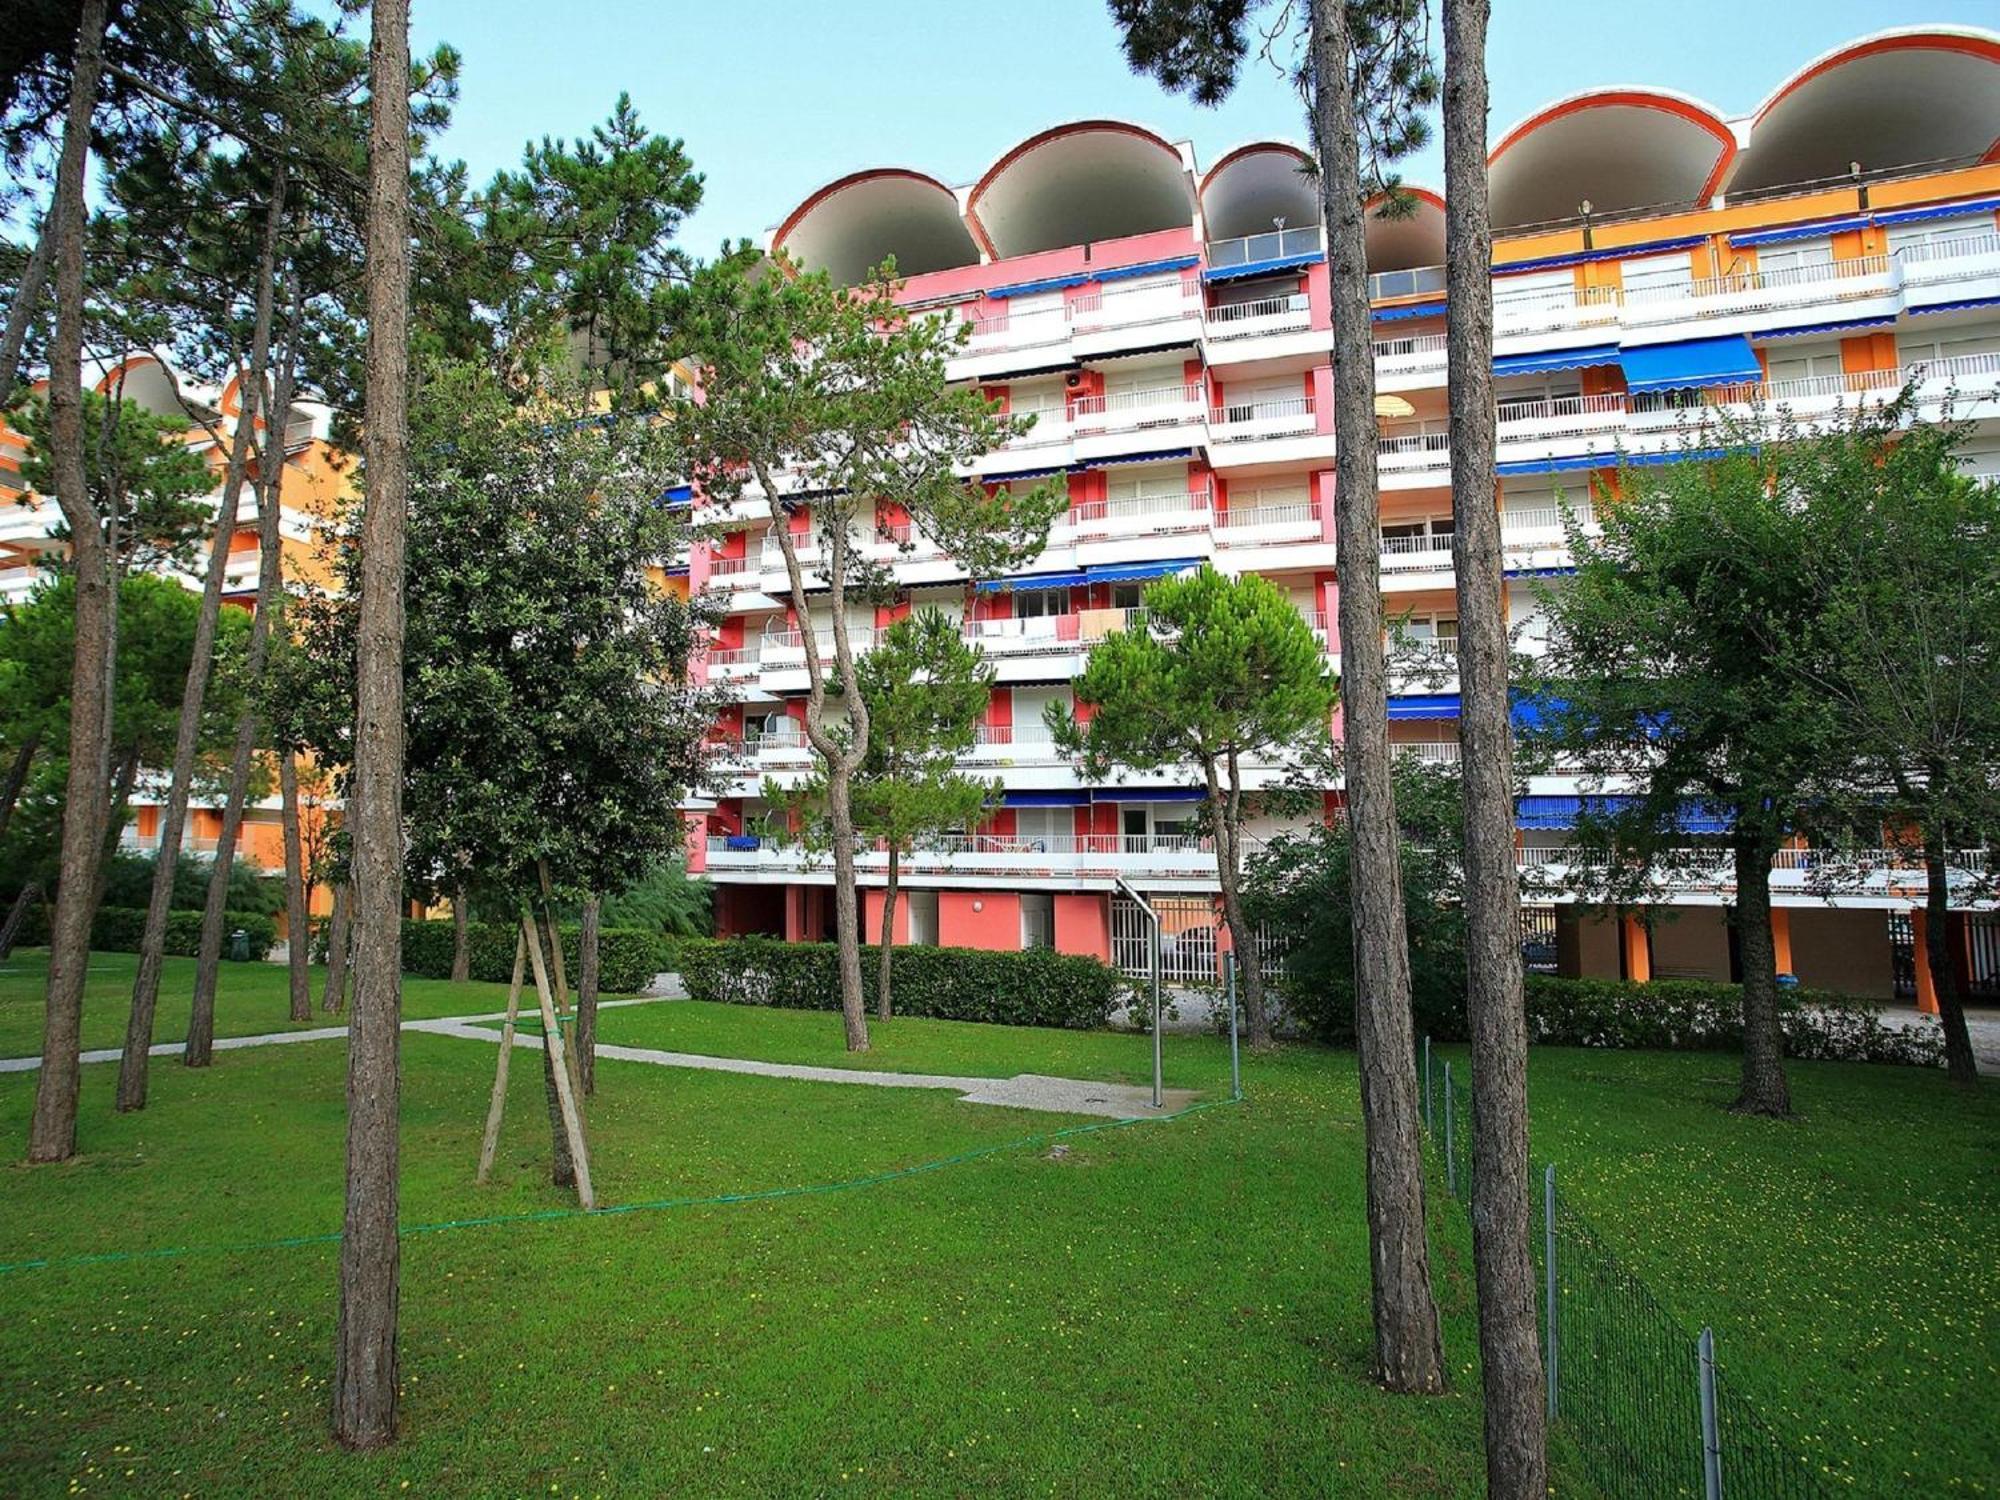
97 852 284 916
398 919 672 994
14 903 276 960
676 936 1129 1030
1514 976 1944 1067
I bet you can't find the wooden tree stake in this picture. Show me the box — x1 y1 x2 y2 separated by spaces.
522 911 594 1210
475 929 527 1184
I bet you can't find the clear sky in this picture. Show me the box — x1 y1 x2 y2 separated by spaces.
406 1 1999 251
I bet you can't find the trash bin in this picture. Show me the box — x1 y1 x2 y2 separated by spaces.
229 928 249 963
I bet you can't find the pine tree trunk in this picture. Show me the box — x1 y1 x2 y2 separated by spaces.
826 766 870 1050
280 750 311 1022
1731 835 1791 1116
1207 772 1270 1047
0 208 52 393
0 882 40 960
577 894 600 1096
449 886 470 982
1443 1 1547 1490
877 846 898 1021
0 728 40 846
1922 821 1979 1086
28 0 111 1167
332 0 410 1450
118 163 285 1112
1307 0 1447 1393
185 329 297 1065
91 744 142 912
321 882 352 1013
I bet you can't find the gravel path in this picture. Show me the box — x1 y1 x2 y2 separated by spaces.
0 997 1199 1120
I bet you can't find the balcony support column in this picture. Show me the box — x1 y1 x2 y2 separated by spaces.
1620 910 1652 984
1910 907 1941 1016
1769 907 1793 978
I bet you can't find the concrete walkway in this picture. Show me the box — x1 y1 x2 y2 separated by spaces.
0 998 1199 1120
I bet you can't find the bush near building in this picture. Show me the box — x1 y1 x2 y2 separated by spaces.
15 904 276 960
676 936 1129 1030
397 920 672 995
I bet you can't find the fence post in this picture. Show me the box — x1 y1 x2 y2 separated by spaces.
1698 1325 1723 1500
1544 1163 1559 1420
1224 950 1241 1101
1443 1061 1457 1198
1423 1035 1432 1131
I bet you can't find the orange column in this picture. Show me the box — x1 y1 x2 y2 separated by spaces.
1621 912 1651 984
1910 909 1940 1016
1770 908 1793 977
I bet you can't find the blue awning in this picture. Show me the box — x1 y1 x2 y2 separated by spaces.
985 464 1067 485
1517 794 1731 834
1097 255 1200 283
1509 692 1562 730
1731 215 1869 248
1003 790 1089 807
1101 787 1207 803
1504 565 1577 579
1086 557 1203 584
1910 295 2000 317
1073 447 1196 472
1496 453 1615 477
1374 299 1446 322
1619 334 1762 395
1495 344 1620 377
1202 252 1323 283
1875 196 2000 227
987 272 1089 300
974 569 1088 593
1388 693 1461 720
1760 314 1896 341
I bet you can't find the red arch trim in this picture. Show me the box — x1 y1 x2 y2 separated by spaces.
1753 32 2000 127
1491 90 1735 186
771 167 964 257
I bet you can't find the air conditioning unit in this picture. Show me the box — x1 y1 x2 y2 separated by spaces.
1064 371 1084 389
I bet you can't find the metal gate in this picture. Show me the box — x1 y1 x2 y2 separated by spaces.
1521 906 1559 974
1888 912 1917 1000
1111 894 1222 983
1891 910 2000 1000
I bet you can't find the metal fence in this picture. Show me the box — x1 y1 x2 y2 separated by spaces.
1420 1042 1832 1500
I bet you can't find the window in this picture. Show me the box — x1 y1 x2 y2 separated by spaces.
1496 375 1582 419
1762 341 1843 387
1014 808 1066 850
1014 588 1069 620
1622 254 1694 298
1008 381 1065 417
1021 892 1054 950
1492 267 1576 312
1110 583 1144 611
1888 216 1989 256
1897 329 2000 369
1751 239 1832 279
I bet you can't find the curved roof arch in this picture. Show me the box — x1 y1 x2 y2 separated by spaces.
1489 87 1735 231
771 167 980 287
1198 140 1318 241
966 120 1196 260
1727 27 2000 194
1365 185 1446 273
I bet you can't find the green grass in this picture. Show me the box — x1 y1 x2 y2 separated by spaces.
0 954 1991 1496
0 948 535 1060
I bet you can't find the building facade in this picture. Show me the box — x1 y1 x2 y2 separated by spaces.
1 352 348 890
689 25 2000 1003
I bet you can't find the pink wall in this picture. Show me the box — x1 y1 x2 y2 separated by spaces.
863 886 912 946
1054 893 1110 961
939 891 1022 951
896 224 1199 306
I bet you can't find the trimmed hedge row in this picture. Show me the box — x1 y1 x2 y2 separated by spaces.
397 919 672 995
676 936 1130 1030
13 903 276 961
1520 976 1945 1067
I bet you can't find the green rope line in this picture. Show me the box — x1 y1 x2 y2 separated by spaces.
0 1094 1240 1277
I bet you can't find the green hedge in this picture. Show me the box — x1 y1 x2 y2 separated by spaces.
397 920 672 995
13 903 276 961
675 936 1129 1030
1516 976 1943 1067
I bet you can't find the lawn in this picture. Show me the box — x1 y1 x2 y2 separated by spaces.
0 955 1991 1496
0 948 535 1060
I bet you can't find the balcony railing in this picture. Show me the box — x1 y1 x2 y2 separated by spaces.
1206 224 1324 270
1203 292 1313 340
1379 532 1455 569
1373 331 1449 362
1209 394 1317 442
1069 279 1201 332
1377 428 1452 470
1393 741 1461 765
1897 231 2000 271
1369 264 1448 302
1069 482 1212 529
1069 381 1208 431
1214 491 1319 531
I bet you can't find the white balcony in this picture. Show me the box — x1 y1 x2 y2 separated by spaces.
1067 482 1212 540
1394 741 1462 765
960 609 1142 656
1209 395 1317 443
1070 381 1208 435
1206 224 1325 273
1379 532 1456 572
704 831 1228 884
1621 253 1897 330
964 305 1069 354
1374 332 1449 389
1377 428 1452 476
1203 292 1313 342
967 722 1070 765
1494 283 1620 338
1069 280 1202 338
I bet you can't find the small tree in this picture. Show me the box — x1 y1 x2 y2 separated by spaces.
1524 409 1847 1117
777 607 997 1019
675 256 1063 1052
1790 397 2000 1087
1050 565 1334 1047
